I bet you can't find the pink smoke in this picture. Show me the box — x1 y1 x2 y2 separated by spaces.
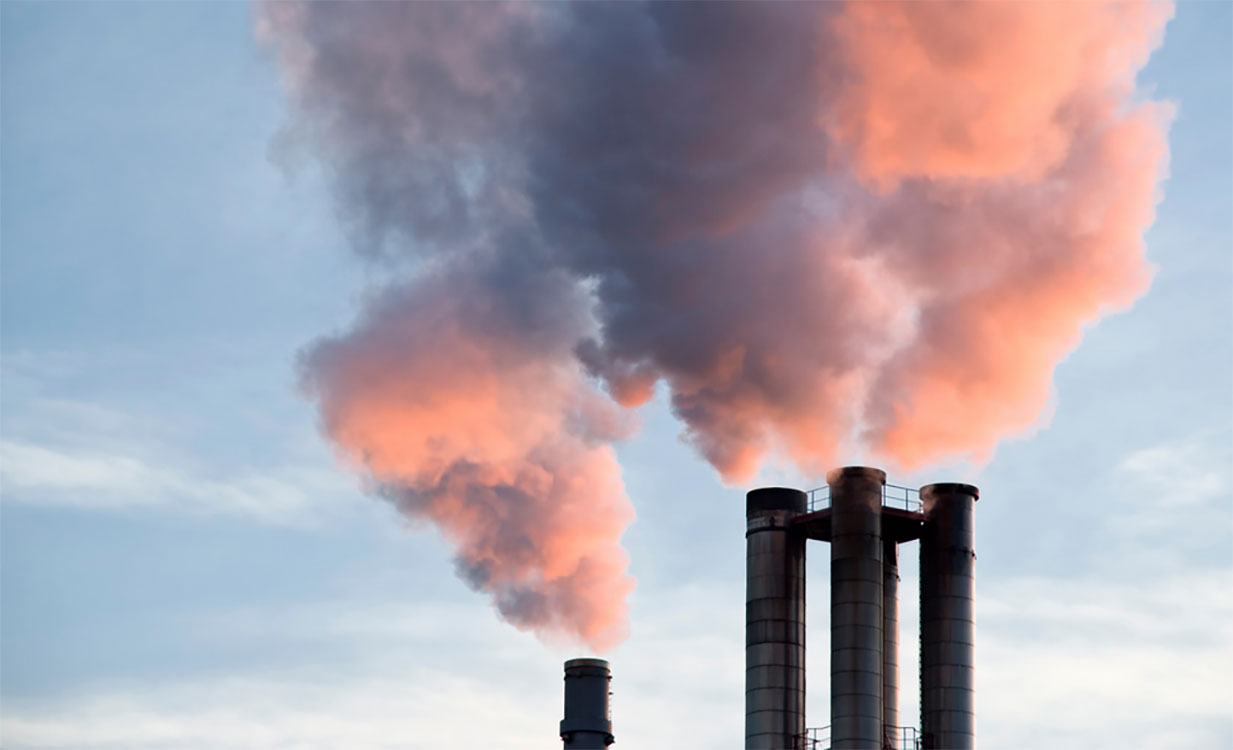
300 268 635 650
831 1 1174 465
261 1 1173 647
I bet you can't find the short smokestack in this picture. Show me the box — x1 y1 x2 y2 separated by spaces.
561 658 614 749
745 487 808 750
827 466 886 750
919 483 979 750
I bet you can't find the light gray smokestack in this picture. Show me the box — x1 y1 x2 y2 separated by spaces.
826 466 885 750
561 658 613 749
919 483 979 750
745 487 807 750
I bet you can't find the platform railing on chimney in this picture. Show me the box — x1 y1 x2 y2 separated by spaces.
804 482 922 514
798 725 921 750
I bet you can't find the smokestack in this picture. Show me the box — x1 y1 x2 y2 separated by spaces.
826 467 886 750
745 487 807 750
560 658 614 749
883 536 899 750
919 483 979 750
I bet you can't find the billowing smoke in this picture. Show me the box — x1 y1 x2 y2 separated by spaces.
259 2 1172 648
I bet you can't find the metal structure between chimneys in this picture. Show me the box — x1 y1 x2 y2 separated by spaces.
745 466 978 750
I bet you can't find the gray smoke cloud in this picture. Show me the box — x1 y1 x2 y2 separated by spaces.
260 1 1172 646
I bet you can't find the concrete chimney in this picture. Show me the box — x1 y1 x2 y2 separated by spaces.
561 658 614 749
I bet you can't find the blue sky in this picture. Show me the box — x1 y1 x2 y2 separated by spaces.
2 3 1230 749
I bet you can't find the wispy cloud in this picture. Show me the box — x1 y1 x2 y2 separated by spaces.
1 567 1229 749
0 359 359 528
1115 431 1230 503
967 435 1233 747
978 569 1233 748
0 585 746 750
0 670 551 750
1104 431 1233 563
0 438 354 526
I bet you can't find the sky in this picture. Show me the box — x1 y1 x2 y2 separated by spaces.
1 3 1230 749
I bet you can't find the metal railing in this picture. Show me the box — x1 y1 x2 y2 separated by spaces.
805 483 922 514
799 725 921 750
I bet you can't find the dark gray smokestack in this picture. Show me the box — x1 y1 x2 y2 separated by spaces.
745 487 808 750
883 536 900 749
919 483 979 750
826 466 886 750
740 470 980 749
561 658 614 749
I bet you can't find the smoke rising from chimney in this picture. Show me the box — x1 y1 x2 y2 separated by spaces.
259 1 1173 648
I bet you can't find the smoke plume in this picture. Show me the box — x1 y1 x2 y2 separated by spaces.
259 1 1173 648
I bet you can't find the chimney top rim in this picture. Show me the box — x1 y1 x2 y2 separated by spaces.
825 466 887 484
920 482 980 500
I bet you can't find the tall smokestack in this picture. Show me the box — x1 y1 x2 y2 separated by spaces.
919 483 979 750
827 467 886 749
883 536 900 749
560 658 614 749
745 487 807 750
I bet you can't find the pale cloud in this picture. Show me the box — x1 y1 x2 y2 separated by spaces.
3 395 179 448
876 569 1233 749
0 382 359 525
966 437 1233 748
1 440 157 494
0 439 353 526
186 598 508 647
0 569 1229 749
1105 431 1232 561
980 570 1232 646
187 581 750 746
0 671 550 750
0 585 747 750
2 389 1227 748
1116 432 1230 504
978 570 1233 749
